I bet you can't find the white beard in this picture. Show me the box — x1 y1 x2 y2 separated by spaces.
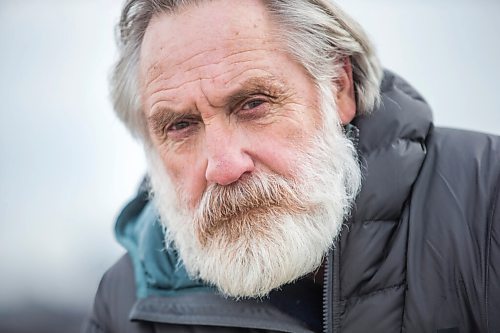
146 86 361 298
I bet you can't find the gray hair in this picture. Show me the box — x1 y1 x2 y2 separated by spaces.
111 0 382 140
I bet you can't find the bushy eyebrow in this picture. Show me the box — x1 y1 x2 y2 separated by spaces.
147 109 198 136
224 76 288 108
147 76 288 133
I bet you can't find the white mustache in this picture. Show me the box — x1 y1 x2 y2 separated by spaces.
192 172 315 246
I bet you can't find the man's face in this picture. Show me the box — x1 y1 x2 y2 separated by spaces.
139 0 360 297
140 0 328 208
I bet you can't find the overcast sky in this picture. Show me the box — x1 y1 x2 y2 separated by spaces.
0 0 499 313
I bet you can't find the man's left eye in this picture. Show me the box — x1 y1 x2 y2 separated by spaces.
242 99 265 110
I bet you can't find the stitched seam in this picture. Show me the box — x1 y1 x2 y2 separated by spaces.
362 138 424 156
344 282 405 305
485 167 500 332
362 219 398 223
400 204 411 333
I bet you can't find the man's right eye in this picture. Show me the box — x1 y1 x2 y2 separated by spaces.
163 118 199 141
169 120 191 131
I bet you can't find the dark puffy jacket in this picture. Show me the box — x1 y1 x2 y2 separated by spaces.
83 72 500 333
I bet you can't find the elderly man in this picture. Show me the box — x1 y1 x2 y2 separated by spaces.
84 0 500 332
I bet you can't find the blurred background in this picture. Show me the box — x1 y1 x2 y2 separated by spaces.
0 0 499 332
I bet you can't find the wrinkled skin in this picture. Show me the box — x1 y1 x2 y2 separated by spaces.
139 0 356 209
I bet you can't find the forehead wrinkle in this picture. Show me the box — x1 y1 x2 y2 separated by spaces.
219 68 280 91
148 76 202 99
142 45 217 91
147 74 224 111
196 59 263 87
146 45 276 90
142 67 176 103
170 46 218 74
174 47 275 82
171 36 273 70
142 27 281 88
145 55 269 102
177 48 277 89
143 62 163 89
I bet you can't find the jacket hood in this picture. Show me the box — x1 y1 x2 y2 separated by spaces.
115 182 213 298
352 70 433 222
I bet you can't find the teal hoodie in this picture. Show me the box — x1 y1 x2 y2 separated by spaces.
114 187 213 299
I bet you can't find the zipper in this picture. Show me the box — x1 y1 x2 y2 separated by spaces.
322 249 334 333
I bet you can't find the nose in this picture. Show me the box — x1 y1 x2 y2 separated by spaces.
204 124 255 186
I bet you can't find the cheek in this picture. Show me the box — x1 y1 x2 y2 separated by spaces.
161 150 207 209
247 129 310 178
261 145 303 177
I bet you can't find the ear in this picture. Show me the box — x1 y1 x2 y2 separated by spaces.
335 57 357 125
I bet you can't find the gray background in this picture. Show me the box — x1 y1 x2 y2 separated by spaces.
0 0 499 332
